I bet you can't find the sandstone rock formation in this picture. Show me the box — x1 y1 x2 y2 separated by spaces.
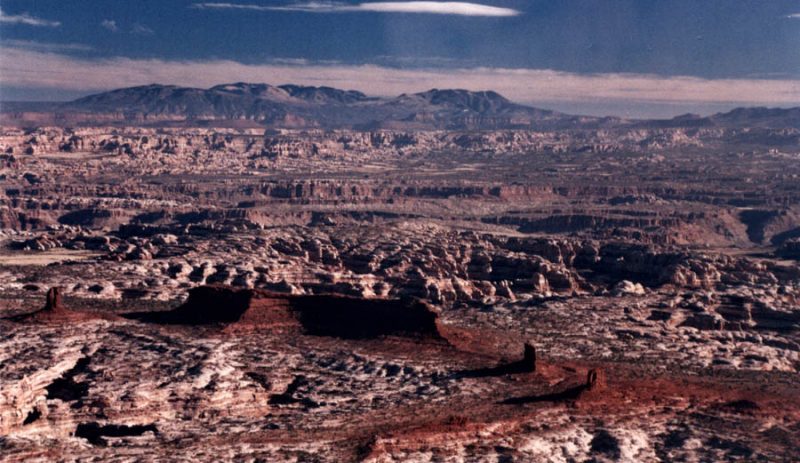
128 285 447 341
0 118 798 461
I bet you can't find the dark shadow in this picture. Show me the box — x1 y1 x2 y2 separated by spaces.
75 422 158 446
268 375 320 408
501 383 587 405
501 369 603 405
771 227 800 246
456 344 536 378
46 356 91 403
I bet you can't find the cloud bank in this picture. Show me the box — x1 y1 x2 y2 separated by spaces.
1 47 798 110
0 7 60 27
192 1 521 17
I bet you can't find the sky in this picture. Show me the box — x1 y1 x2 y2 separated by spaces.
0 0 799 118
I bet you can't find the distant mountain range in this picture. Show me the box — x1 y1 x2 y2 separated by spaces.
1 83 799 130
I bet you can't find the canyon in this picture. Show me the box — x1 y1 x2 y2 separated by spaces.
0 86 799 461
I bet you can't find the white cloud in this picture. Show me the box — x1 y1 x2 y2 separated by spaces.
347 2 520 16
192 1 521 17
0 7 60 27
131 23 155 35
101 19 119 32
786 13 800 19
101 20 154 35
0 47 798 109
2 40 93 52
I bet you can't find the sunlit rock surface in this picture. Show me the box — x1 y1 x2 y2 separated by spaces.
1 123 799 461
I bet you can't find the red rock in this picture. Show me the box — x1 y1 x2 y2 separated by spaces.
127 285 448 341
586 368 606 392
44 287 63 312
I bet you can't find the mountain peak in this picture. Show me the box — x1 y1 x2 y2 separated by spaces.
278 85 369 104
413 88 513 112
709 106 800 128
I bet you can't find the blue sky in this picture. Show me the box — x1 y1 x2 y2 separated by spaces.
1 0 799 117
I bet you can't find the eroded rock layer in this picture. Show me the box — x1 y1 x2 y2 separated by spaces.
0 124 798 461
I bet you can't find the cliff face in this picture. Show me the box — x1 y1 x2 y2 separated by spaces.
128 285 446 340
